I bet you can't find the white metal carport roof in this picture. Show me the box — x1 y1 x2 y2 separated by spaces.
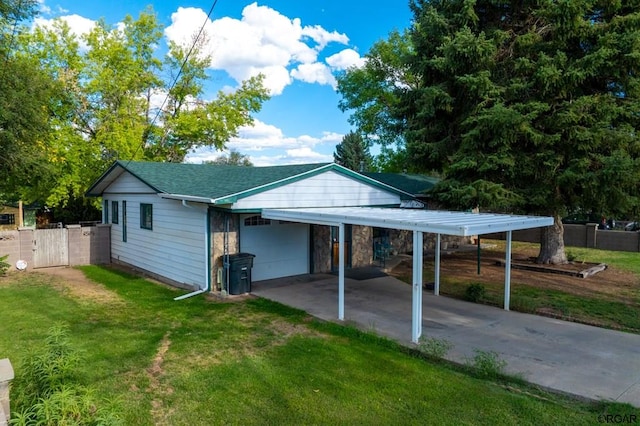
262 207 554 344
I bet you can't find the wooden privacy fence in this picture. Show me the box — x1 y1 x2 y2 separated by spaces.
485 224 640 253
0 224 111 271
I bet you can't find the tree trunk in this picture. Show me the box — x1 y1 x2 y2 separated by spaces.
537 214 568 264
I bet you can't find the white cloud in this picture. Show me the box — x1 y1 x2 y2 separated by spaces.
291 62 336 87
326 48 366 70
37 0 51 14
286 146 332 161
223 120 342 152
185 120 342 166
302 25 349 50
164 3 349 95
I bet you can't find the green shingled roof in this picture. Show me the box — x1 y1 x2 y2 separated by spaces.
361 172 439 196
86 161 413 203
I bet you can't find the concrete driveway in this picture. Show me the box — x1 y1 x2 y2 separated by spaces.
252 273 640 407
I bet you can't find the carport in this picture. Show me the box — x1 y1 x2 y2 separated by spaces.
262 207 553 343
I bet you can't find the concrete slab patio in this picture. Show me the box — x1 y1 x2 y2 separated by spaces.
252 272 640 407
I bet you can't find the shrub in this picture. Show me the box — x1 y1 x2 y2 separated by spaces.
0 254 9 275
465 283 486 303
466 349 507 378
10 325 121 426
418 336 453 359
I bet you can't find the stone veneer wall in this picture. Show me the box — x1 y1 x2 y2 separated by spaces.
210 211 240 270
311 225 331 273
351 225 373 267
311 224 374 273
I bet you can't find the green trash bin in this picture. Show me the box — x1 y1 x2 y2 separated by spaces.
227 253 255 295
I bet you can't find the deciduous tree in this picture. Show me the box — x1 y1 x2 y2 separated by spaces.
336 29 416 148
0 0 57 202
205 150 253 166
20 8 269 209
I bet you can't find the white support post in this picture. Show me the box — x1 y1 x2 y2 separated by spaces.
504 230 512 311
411 230 423 343
434 233 441 296
338 222 345 321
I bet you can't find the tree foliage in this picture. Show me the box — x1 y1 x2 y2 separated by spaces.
336 29 416 148
0 0 57 202
205 150 253 166
12 7 269 209
338 0 640 263
333 131 374 172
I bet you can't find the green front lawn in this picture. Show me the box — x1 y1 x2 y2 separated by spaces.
0 266 634 425
393 241 640 332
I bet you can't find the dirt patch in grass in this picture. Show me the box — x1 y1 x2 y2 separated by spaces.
32 267 125 304
391 248 639 302
148 331 175 425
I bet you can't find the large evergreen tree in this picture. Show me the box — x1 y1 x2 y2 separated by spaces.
333 131 374 172
338 0 640 264
405 0 640 263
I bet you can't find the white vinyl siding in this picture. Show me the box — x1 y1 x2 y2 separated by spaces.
104 192 208 288
231 170 401 210
103 171 158 194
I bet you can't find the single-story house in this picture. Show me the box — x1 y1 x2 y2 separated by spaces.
86 161 418 292
87 160 553 342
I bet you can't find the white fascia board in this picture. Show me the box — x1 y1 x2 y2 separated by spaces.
262 208 554 236
262 209 343 227
158 193 215 204
466 217 554 235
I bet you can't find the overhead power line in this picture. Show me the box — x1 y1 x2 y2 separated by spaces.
124 0 220 165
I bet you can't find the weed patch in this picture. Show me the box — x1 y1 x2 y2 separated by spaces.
10 325 121 425
465 349 508 379
418 336 453 359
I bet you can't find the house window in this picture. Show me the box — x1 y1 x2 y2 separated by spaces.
0 214 15 225
244 215 271 226
112 201 119 224
103 200 109 223
140 203 153 230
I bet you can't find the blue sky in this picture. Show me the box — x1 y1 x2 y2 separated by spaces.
36 1 412 165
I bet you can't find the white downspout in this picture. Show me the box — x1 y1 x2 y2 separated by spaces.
174 289 205 300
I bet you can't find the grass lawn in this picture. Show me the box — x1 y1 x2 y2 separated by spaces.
0 266 636 425
393 241 640 332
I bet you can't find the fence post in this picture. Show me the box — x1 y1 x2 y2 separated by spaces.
586 223 598 249
0 358 14 426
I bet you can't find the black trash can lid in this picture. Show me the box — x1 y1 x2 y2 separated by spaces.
229 252 255 259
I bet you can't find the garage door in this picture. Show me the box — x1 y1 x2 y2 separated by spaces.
240 215 310 281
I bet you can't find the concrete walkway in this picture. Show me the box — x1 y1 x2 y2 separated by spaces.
252 273 640 407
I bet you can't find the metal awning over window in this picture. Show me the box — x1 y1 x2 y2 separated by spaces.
262 207 554 343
